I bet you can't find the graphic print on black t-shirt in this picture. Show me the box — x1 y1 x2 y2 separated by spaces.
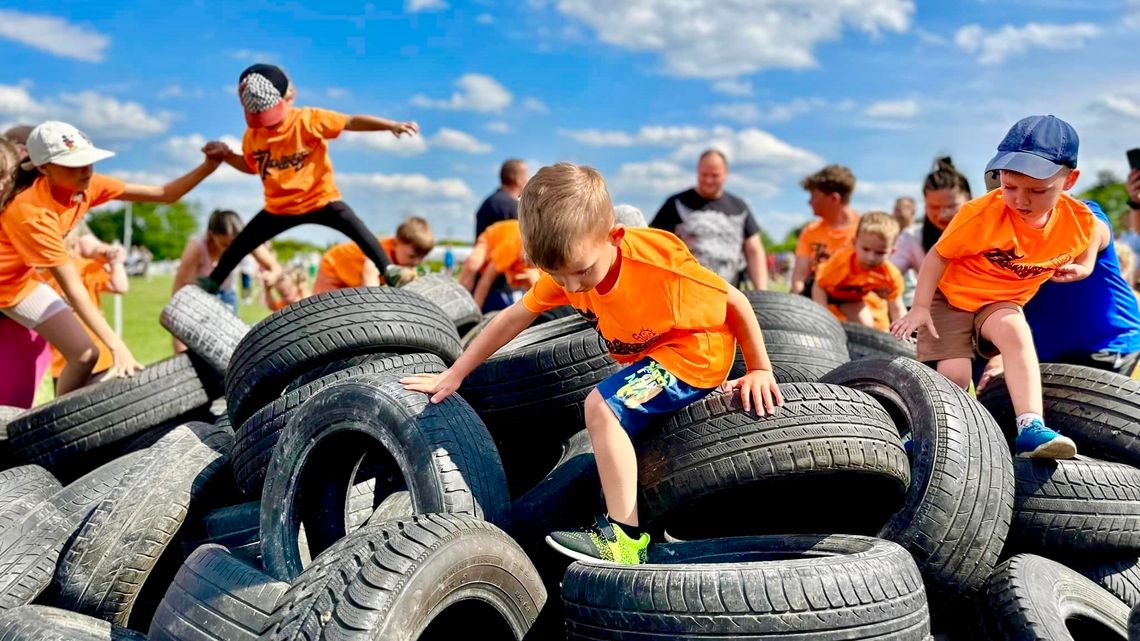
651 189 760 285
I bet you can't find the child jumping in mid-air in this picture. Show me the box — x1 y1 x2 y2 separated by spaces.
892 115 1096 459
199 63 420 291
812 211 906 331
404 163 784 565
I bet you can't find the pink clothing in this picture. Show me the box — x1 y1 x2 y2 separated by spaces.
0 317 51 408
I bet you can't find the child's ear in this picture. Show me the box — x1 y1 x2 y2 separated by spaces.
1063 168 1081 191
608 226 626 246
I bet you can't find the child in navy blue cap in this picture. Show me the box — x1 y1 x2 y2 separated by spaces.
892 115 1097 459
199 63 420 289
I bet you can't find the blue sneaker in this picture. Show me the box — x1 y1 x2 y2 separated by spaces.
1015 420 1077 459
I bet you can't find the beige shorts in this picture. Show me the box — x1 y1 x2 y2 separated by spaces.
0 282 70 329
915 290 1021 362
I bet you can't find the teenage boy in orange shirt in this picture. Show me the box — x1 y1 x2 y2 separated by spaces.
813 211 906 331
791 164 860 294
892 116 1096 459
403 163 784 565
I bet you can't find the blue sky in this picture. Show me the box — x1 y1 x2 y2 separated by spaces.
3 0 1140 244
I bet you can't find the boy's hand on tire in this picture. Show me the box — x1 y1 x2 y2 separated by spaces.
401 369 462 404
722 369 783 416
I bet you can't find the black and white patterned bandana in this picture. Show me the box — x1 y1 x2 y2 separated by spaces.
240 73 282 113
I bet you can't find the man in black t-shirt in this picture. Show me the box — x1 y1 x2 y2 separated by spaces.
650 149 768 289
474 158 529 238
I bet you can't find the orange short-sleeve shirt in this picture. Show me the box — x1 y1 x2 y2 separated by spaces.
0 174 125 308
480 220 532 288
314 237 396 293
48 257 114 377
795 215 861 274
522 228 734 389
935 191 1095 312
243 107 350 215
814 246 904 330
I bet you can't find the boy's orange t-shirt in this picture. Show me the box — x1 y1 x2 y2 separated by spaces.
814 246 904 330
480 220 531 288
522 227 734 389
935 190 1095 312
314 237 397 292
243 107 350 215
795 215 861 274
47 257 114 378
0 175 125 308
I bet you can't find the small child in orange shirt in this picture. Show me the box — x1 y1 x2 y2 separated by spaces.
403 163 784 565
262 268 309 311
812 212 906 331
892 115 1098 460
200 63 421 292
468 220 540 312
312 216 434 294
791 165 860 294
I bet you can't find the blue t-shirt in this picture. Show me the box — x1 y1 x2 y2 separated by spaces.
1025 201 1140 360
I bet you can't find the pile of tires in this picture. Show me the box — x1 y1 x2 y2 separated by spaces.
1 283 1137 640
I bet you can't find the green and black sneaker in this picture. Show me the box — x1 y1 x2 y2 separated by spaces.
545 515 649 565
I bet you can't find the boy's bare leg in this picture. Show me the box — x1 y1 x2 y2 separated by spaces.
936 357 972 390
979 309 1042 415
583 388 639 526
35 312 99 396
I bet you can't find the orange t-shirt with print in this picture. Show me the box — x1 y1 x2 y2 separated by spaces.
243 107 350 215
314 237 397 293
480 220 532 288
814 246 905 330
47 257 114 378
795 215 861 274
522 228 734 389
935 190 1094 312
0 175 125 308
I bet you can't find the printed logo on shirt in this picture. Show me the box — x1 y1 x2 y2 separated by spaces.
251 149 311 180
575 308 663 356
982 248 1071 279
810 242 831 268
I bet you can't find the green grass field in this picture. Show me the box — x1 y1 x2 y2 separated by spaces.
34 274 272 405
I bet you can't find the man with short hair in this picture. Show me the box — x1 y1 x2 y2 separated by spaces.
475 159 529 238
650 150 768 289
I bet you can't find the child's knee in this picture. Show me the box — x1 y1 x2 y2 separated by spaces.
584 389 618 430
981 309 1030 347
937 359 972 389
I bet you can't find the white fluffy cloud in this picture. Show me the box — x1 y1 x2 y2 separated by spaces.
955 22 1100 65
1093 95 1140 120
430 128 493 153
708 103 762 125
342 127 491 155
0 11 110 62
711 79 754 97
550 0 913 78
522 97 549 114
337 172 474 200
406 0 448 11
485 121 511 134
708 98 837 124
411 74 513 113
863 99 918 119
0 84 173 141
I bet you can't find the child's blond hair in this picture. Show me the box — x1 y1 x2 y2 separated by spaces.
1117 241 1135 285
856 211 900 246
396 216 435 256
801 164 857 204
518 162 613 270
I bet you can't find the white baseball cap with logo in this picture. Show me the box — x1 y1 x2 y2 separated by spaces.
25 121 115 168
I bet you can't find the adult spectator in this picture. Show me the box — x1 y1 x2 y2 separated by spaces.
474 159 528 238
892 196 916 230
892 196 919 306
650 149 768 289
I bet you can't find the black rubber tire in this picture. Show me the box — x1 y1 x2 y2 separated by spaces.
562 534 930 640
259 372 511 581
497 313 591 352
403 273 482 335
0 491 72 610
1010 456 1140 553
149 544 289 641
728 329 850 382
1131 602 1140 640
822 357 1015 601
0 605 146 640
50 422 232 628
0 406 21 443
224 287 462 428
367 490 413 525
282 352 394 393
232 353 446 496
510 430 601 547
1071 557 1140 609
534 304 578 325
639 384 911 539
261 514 547 641
8 355 212 475
48 452 145 531
0 466 59 529
980 553 1129 640
181 502 261 566
743 290 848 347
979 363 1140 467
843 321 917 360
161 285 250 378
461 323 620 497
460 311 499 349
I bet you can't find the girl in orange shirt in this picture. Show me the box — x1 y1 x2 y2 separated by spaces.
0 122 223 395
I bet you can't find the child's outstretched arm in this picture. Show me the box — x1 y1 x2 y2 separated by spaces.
402 301 538 404
105 247 129 294
811 281 829 307
118 154 223 204
890 250 950 341
345 115 419 138
472 264 502 308
50 262 143 378
723 286 784 416
887 295 906 324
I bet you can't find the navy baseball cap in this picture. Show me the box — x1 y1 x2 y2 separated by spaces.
985 115 1079 180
